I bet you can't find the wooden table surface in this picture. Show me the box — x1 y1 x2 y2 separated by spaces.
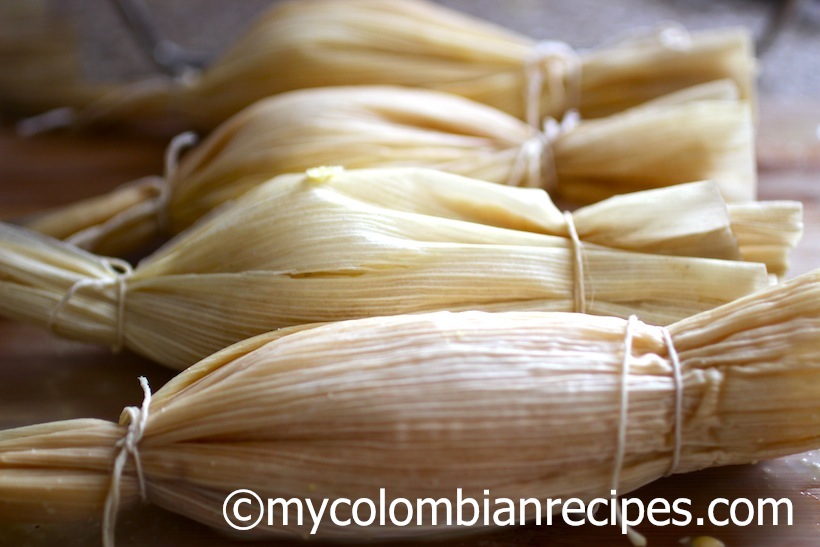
0 99 818 546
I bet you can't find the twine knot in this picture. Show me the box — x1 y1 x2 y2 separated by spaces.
523 40 582 128
102 376 152 547
610 318 684 546
508 109 580 192
47 258 133 352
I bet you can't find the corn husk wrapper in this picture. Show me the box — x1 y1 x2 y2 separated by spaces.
0 167 774 370
24 85 760 258
727 201 804 279
0 270 817 543
0 0 755 130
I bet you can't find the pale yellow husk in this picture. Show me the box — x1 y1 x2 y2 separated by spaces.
0 0 755 130
0 167 779 370
0 270 817 542
24 85 760 257
727 201 804 277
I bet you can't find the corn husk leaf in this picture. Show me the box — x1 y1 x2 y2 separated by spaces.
0 270 817 541
0 167 772 369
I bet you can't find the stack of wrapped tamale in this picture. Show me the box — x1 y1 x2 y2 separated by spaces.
0 1 816 546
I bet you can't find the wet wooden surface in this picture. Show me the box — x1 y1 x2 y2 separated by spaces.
0 98 818 546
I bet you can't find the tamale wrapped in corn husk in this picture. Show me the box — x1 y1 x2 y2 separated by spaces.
0 167 779 370
176 0 757 125
0 270 817 544
0 0 755 131
23 85 760 257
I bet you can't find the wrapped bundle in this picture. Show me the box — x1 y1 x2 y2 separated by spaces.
1 0 754 131
0 167 779 370
0 270 817 545
24 86 759 257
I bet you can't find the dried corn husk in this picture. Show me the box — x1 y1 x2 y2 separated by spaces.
0 270 817 544
23 85 759 257
727 201 804 278
0 167 774 370
0 0 755 130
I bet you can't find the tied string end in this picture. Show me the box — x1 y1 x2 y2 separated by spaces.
509 131 548 189
47 258 133 353
102 376 152 547
154 131 198 234
544 109 580 139
164 131 198 182
608 319 684 546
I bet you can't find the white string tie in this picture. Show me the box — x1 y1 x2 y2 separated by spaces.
102 376 152 547
47 257 133 352
154 131 198 233
562 211 586 313
508 109 580 192
612 315 648 547
661 326 684 476
523 40 583 128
